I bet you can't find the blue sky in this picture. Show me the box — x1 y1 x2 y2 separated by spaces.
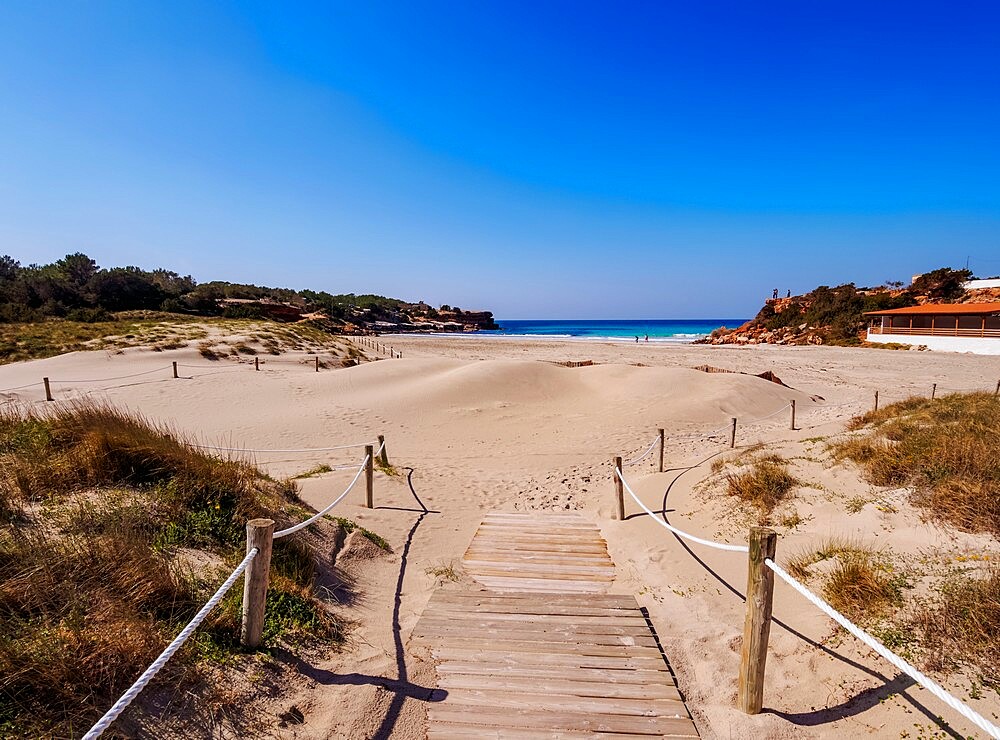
1 2 998 318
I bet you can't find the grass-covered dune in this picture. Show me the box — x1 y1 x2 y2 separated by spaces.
0 402 349 737
832 392 999 683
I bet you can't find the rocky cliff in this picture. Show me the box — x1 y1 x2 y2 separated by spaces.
698 268 999 347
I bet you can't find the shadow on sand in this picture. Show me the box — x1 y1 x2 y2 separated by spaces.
626 450 963 738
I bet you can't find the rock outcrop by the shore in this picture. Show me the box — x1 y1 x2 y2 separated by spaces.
698 268 1000 347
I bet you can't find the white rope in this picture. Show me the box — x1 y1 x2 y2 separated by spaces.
51 366 173 384
189 442 369 454
273 455 370 539
624 435 659 466
175 363 246 371
743 402 793 425
0 381 41 393
82 548 258 739
765 559 1000 739
615 467 749 553
816 398 866 409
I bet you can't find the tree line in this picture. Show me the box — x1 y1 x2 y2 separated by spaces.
0 253 412 324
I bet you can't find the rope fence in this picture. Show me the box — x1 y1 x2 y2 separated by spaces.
765 558 1000 739
81 434 390 738
615 466 748 552
623 434 660 467
273 450 374 539
82 547 259 740
612 383 1000 737
0 354 385 402
188 441 369 454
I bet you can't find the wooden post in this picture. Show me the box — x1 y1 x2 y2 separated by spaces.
995 379 999 397
657 428 665 473
377 434 389 467
874 390 879 412
255 357 260 371
730 418 737 449
612 456 625 520
390 346 394 359
241 518 274 649
43 377 53 402
931 383 936 400
737 526 777 714
789 400 796 430
365 444 374 509
315 356 320 372
172 361 178 379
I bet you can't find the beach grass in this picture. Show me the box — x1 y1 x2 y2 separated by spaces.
0 401 348 736
834 392 1000 537
0 313 350 366
723 454 798 521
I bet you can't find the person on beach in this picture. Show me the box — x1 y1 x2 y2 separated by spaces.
635 336 639 343
644 334 649 342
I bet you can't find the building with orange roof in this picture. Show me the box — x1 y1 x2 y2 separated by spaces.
865 303 1000 354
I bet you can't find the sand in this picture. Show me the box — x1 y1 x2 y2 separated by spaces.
2 336 998 739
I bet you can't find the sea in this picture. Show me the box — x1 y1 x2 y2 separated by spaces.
476 319 748 343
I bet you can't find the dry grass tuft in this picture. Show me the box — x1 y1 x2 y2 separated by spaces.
787 539 905 623
834 392 1000 537
912 568 1000 685
0 401 349 736
725 455 798 519
823 552 905 622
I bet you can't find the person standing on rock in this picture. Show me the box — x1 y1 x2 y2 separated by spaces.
772 288 778 300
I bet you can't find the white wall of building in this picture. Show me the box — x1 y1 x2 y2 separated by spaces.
867 331 1000 355
964 278 1000 290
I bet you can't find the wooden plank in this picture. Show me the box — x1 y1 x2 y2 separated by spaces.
414 618 653 637
469 529 607 541
415 625 658 647
427 728 642 740
428 591 639 608
434 662 676 685
470 575 612 587
438 688 690 718
462 542 610 554
463 556 612 569
422 637 663 658
427 705 700 736
418 611 648 627
428 727 642 740
437 674 682 700
462 561 616 576
430 647 668 670
472 578 612 593
466 548 614 561
421 601 641 618
422 604 638 619
464 569 614 583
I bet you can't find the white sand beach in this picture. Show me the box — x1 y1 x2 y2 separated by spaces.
2 336 998 738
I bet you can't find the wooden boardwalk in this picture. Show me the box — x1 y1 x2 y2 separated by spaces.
413 511 700 738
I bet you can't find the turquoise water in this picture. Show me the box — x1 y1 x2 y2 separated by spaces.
478 319 747 342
